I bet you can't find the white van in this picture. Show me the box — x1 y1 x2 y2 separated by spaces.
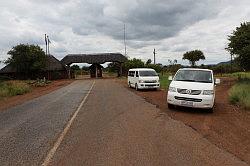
167 68 220 112
128 68 160 90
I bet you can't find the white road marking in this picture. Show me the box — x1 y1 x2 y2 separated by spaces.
42 81 95 166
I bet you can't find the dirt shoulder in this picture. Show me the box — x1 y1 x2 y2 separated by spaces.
0 79 74 111
116 78 250 164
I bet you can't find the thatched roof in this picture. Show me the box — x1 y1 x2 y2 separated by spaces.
45 55 68 71
0 64 16 73
0 55 68 73
61 53 127 65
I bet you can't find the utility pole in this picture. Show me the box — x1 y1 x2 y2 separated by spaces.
153 48 156 64
45 34 47 55
47 35 50 55
124 23 127 56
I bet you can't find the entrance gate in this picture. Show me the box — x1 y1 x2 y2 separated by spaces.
61 53 127 78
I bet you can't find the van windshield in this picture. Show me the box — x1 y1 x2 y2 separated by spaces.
174 70 212 83
139 70 157 76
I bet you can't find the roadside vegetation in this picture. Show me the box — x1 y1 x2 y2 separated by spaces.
4 44 46 79
229 78 250 109
0 81 31 99
0 79 52 99
159 74 170 89
220 72 250 79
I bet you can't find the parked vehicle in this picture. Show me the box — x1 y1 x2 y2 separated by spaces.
167 68 220 112
127 68 160 90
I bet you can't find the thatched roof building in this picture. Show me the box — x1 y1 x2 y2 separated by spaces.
0 55 69 79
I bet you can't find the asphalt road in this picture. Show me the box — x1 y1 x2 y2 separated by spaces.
0 79 248 165
0 80 93 165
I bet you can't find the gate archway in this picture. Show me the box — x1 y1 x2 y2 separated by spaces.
61 53 127 78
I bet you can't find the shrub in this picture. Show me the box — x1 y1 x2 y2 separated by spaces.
27 79 51 87
0 81 31 98
159 73 171 89
229 79 250 109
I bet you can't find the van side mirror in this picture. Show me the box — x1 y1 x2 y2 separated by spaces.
215 78 221 85
168 76 173 81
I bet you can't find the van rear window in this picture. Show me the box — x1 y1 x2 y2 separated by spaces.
139 70 157 76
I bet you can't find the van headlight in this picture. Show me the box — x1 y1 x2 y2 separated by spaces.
139 80 144 83
203 90 214 95
168 86 176 92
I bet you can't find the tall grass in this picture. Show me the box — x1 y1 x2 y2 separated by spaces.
0 81 31 98
229 79 250 109
159 73 171 89
220 72 250 79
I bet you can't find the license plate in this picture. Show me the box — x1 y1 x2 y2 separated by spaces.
180 101 193 107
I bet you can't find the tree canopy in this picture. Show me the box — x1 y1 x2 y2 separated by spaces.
146 59 152 65
70 64 80 71
226 22 250 71
182 50 205 67
5 44 46 78
124 58 145 70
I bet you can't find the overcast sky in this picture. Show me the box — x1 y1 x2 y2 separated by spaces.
0 0 250 68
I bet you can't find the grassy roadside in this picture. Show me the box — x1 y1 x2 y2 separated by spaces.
0 79 52 99
0 81 31 99
229 79 250 109
159 74 171 89
218 72 250 79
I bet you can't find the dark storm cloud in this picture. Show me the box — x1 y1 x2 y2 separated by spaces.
1 0 250 68
69 0 220 41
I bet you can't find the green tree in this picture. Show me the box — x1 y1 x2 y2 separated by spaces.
81 66 89 71
226 22 250 71
70 64 80 71
106 62 120 73
70 65 81 76
167 59 180 73
5 44 46 78
146 59 152 65
145 63 163 73
124 58 145 70
182 50 205 67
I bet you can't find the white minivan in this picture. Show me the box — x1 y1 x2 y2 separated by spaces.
167 68 220 112
128 68 160 90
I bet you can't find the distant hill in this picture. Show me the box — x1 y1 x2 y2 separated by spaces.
205 60 232 66
217 60 231 65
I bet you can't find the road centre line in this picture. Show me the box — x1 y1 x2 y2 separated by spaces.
42 81 95 166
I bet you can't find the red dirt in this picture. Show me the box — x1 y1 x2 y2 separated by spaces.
0 79 74 111
116 78 250 164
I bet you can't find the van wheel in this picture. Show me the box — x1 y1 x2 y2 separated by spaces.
168 103 174 109
207 108 214 113
135 83 139 91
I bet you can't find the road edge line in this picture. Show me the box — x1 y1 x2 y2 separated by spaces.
42 81 95 166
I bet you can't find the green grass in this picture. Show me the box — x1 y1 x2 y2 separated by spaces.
219 72 250 79
229 79 250 109
159 73 171 89
0 81 31 99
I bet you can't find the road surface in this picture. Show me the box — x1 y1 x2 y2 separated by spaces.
0 79 247 165
0 80 93 165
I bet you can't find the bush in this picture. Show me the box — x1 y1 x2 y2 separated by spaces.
27 79 51 87
159 74 171 89
0 81 31 98
229 79 250 109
